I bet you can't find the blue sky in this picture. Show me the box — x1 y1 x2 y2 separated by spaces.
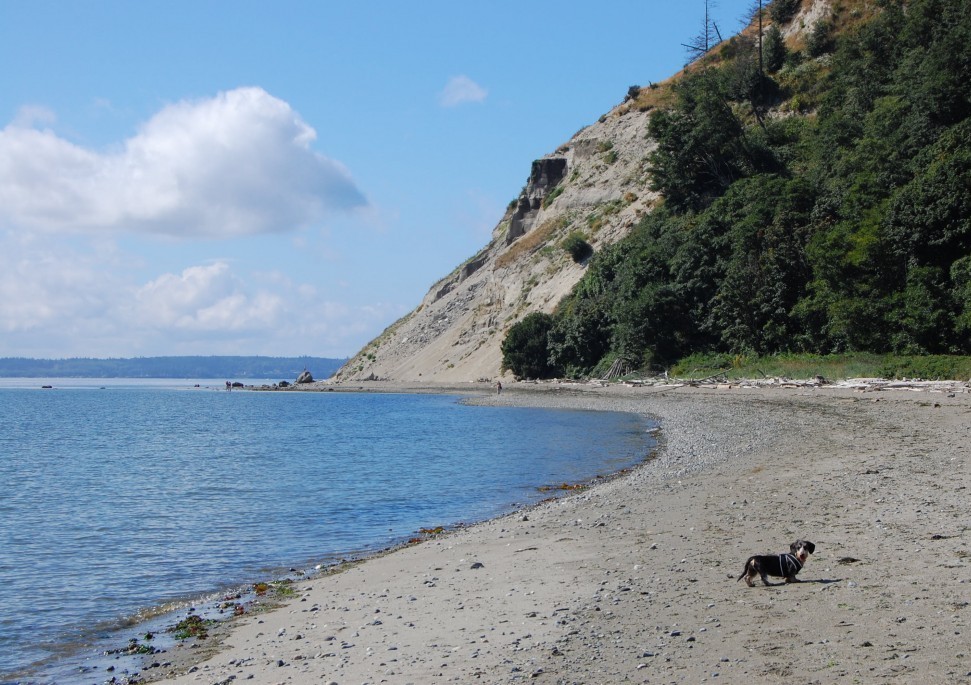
0 0 754 359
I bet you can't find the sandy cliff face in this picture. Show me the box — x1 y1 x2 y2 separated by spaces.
333 102 659 383
331 0 832 384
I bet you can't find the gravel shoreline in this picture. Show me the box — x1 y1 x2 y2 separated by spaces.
141 381 970 684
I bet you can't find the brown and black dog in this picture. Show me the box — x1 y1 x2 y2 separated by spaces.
737 540 815 587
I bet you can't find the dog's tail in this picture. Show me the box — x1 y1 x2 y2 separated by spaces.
736 558 751 582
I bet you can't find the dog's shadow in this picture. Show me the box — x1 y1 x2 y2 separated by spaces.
756 578 843 587
787 578 843 586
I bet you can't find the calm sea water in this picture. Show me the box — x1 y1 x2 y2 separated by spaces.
0 379 654 683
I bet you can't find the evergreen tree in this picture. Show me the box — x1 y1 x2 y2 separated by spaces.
764 24 786 73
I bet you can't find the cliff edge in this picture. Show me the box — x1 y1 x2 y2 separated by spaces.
333 100 658 383
333 0 832 383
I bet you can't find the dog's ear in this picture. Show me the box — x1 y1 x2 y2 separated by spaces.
790 541 799 553
805 541 816 554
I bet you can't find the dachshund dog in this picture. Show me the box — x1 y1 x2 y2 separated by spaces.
737 540 815 587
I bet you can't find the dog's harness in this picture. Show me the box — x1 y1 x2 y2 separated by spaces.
779 553 803 576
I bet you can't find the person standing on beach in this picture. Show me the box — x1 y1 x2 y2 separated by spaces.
496 380 502 395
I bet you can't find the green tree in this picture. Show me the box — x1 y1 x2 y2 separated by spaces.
539 0 971 373
763 24 786 73
806 20 834 57
703 175 814 353
648 69 771 212
548 296 612 376
884 121 971 271
501 313 560 379
895 266 953 353
950 256 971 336
768 0 800 24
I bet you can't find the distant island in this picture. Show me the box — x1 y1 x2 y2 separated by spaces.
0 356 346 380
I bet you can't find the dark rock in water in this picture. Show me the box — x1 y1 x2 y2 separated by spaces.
279 380 291 388
295 370 314 384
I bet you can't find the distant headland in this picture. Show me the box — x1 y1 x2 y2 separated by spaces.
0 356 345 380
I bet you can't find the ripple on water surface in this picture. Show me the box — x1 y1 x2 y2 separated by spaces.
0 382 655 682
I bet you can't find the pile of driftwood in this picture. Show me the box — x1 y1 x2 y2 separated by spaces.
599 357 634 381
606 375 971 393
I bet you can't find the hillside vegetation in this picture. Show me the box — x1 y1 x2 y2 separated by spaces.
502 0 971 379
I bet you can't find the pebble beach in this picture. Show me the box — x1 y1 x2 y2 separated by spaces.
143 381 971 684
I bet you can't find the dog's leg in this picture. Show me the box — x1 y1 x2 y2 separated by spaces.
738 558 757 586
749 559 772 586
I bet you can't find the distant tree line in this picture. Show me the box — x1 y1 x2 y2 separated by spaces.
503 0 971 378
0 356 346 379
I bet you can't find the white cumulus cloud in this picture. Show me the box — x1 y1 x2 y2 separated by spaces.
438 75 488 107
0 87 367 238
0 228 410 357
134 262 284 331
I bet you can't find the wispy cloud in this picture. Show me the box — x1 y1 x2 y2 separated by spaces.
0 87 367 238
12 104 57 128
438 75 488 107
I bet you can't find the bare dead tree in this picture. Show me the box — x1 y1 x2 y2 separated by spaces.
749 0 765 77
683 0 723 63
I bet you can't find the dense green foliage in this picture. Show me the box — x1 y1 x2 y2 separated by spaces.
769 0 801 24
506 0 971 378
670 351 971 381
501 312 561 379
763 25 786 73
561 231 594 262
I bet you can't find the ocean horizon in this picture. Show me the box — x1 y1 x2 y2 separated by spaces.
0 379 655 684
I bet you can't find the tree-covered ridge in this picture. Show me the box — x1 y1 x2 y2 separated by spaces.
0 356 346 379
502 0 971 379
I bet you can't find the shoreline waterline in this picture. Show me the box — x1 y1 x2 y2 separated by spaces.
95 380 725 683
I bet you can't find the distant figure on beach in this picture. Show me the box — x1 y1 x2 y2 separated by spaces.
226 381 232 391
496 381 502 395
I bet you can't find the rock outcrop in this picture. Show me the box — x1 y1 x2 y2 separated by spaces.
507 158 568 244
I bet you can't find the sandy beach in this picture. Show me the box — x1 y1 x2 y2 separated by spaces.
142 381 971 684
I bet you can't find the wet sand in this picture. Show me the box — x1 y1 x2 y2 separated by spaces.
144 381 971 684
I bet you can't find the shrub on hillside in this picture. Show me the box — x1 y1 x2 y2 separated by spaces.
806 20 834 57
541 184 565 209
769 0 800 24
501 312 561 379
880 355 971 381
561 231 594 263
